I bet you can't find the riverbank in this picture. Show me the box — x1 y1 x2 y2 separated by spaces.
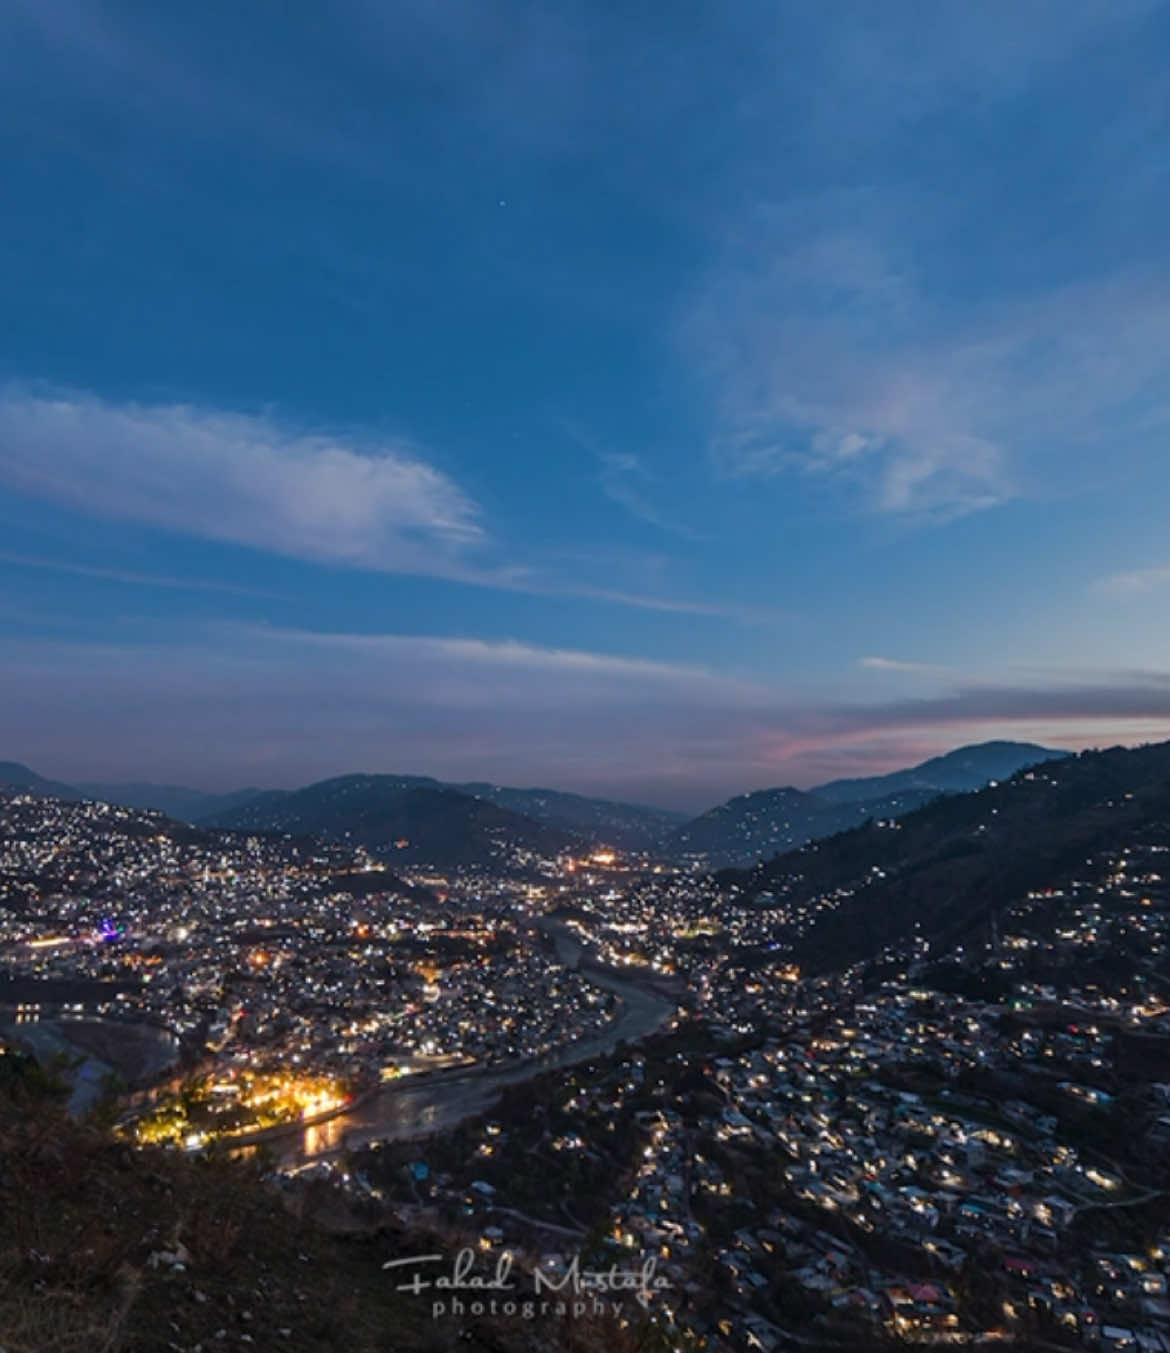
0 1015 179 1117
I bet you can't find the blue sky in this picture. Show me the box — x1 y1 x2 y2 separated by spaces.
3 0 1170 809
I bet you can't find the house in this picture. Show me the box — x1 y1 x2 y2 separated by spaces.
1003 1255 1038 1281
885 1282 958 1333
1035 1194 1077 1229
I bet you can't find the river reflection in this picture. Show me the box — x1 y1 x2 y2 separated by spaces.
302 1115 348 1157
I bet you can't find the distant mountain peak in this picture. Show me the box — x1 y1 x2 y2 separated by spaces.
663 740 1071 869
0 762 80 801
198 775 578 871
720 736 1170 976
0 760 39 782
812 740 1068 805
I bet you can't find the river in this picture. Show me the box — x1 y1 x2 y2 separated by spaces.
0 1015 180 1116
277 918 676 1165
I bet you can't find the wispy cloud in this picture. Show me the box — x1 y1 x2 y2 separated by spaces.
688 238 1170 520
529 582 747 619
555 420 705 541
4 624 1170 807
1 0 372 169
597 451 673 529
859 656 955 679
0 550 283 598
0 388 749 619
238 624 763 699
0 387 484 573
592 450 709 543
676 1 1170 524
1093 564 1170 596
0 624 775 804
774 1 1165 163
818 677 1170 739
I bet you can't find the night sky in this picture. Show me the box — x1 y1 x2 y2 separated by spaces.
3 1 1170 810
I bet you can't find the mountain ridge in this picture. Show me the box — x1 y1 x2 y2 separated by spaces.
0 739 1073 871
717 739 1170 975
75 780 269 822
0 761 81 802
454 781 686 850
199 773 579 871
665 742 1068 867
811 739 1067 804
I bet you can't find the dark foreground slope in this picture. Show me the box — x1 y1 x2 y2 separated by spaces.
0 1053 634 1353
0 1054 436 1353
720 741 1170 974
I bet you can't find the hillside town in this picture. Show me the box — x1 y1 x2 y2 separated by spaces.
5 776 1170 1350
